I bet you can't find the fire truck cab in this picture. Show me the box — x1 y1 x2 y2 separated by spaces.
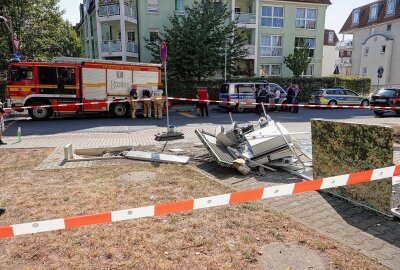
6 57 162 120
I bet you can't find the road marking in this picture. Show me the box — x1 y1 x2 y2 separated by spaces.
178 112 196 118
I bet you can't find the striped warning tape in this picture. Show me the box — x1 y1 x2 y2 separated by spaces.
1 165 399 238
4 97 400 111
168 97 400 110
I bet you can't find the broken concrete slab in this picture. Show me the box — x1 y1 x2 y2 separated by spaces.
125 151 190 164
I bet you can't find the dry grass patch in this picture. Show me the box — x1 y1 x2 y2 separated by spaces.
0 149 387 270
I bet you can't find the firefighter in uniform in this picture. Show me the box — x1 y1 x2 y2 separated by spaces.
130 84 138 119
142 88 152 118
153 86 164 119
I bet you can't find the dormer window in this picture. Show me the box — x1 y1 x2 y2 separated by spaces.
352 9 360 25
387 0 396 15
370 4 378 20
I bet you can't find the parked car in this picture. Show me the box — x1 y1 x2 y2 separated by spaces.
308 88 370 106
370 88 400 117
218 82 287 112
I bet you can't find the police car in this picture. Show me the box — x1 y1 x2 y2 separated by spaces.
308 88 370 106
218 82 287 112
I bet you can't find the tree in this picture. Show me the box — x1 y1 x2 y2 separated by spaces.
283 41 312 77
145 0 247 83
0 0 81 70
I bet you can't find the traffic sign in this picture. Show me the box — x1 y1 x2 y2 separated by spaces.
377 67 384 75
160 42 167 63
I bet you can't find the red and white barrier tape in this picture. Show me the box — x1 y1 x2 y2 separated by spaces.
4 97 400 111
1 165 398 238
168 97 400 110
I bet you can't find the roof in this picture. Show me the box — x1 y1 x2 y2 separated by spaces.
340 0 400 33
324 29 339 46
275 0 332 4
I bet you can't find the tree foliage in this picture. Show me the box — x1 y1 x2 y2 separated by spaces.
145 0 247 83
0 0 81 69
283 42 312 77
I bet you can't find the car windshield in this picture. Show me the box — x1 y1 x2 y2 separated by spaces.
374 89 397 98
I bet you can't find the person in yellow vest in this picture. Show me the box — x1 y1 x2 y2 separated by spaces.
142 88 152 118
129 84 138 119
153 86 164 119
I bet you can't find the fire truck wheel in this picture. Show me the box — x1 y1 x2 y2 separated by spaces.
111 103 128 117
28 101 53 120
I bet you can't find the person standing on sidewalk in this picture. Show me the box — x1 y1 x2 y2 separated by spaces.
292 84 301 114
196 87 209 117
142 88 152 118
153 86 164 119
274 87 281 112
0 108 6 145
129 84 138 119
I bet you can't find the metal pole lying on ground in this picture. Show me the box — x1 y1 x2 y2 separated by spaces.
164 62 170 128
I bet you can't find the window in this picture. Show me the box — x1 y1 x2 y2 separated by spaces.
295 8 317 29
381 45 386 54
260 65 281 77
295 37 315 57
370 4 378 20
387 0 396 15
261 6 284 28
10 67 33 82
387 24 392 31
38 67 58 85
364 47 369 56
362 67 367 76
328 32 334 43
260 35 283 56
237 84 255 94
127 31 135 42
345 90 358 96
149 29 160 43
369 27 375 35
147 0 159 14
352 9 360 25
301 64 314 77
175 0 184 14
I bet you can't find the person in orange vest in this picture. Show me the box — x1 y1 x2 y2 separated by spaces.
196 87 209 117
153 86 164 119
142 88 152 118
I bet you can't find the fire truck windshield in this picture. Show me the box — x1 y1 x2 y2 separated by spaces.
8 66 33 82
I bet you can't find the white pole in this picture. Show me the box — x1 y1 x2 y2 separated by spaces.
164 62 170 128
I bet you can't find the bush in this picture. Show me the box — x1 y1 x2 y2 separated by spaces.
167 76 371 102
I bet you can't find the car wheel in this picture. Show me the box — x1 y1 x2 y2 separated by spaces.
328 100 337 106
28 101 53 120
235 105 245 113
374 111 385 117
111 103 128 117
396 111 400 116
361 100 370 106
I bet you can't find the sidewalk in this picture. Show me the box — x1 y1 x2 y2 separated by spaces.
1 126 400 269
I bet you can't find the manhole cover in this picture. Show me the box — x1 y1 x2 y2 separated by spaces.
119 171 157 183
260 242 327 270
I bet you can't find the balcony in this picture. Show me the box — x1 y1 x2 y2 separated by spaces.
101 40 139 57
244 44 255 59
336 41 353 50
234 12 256 28
335 58 352 67
98 4 137 22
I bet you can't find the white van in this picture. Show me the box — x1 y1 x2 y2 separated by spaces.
218 82 287 112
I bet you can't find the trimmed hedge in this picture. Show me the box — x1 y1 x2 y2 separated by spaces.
168 76 372 102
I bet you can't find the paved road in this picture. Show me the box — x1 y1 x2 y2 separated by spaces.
4 107 399 136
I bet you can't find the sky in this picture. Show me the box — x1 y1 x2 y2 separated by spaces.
60 0 373 36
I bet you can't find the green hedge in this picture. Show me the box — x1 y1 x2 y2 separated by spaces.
168 76 372 102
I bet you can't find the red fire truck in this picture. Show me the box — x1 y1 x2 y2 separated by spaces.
5 57 162 120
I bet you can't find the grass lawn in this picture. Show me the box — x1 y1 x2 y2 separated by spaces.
0 149 386 270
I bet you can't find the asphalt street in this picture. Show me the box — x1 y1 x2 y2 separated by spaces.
4 107 399 136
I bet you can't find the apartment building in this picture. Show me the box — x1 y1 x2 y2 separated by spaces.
77 0 331 77
321 29 339 76
335 40 353 76
340 0 400 88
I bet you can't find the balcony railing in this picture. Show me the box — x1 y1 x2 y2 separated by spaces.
244 44 255 56
335 58 352 67
336 41 353 50
234 12 256 25
99 4 137 19
126 41 139 53
102 40 138 54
